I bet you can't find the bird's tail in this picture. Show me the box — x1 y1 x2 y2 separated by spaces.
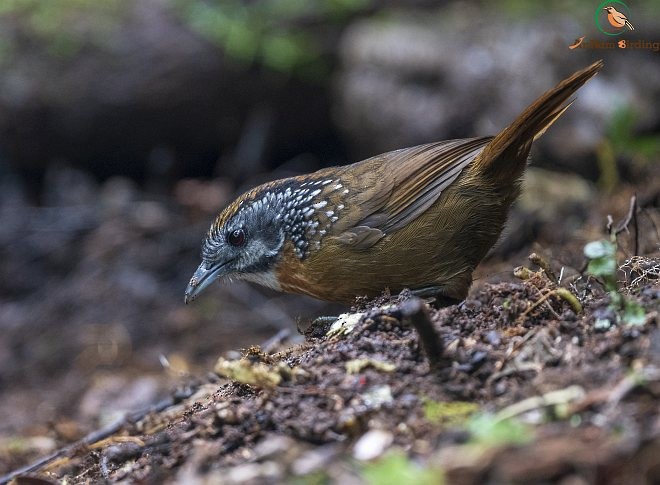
625 20 634 30
470 60 603 180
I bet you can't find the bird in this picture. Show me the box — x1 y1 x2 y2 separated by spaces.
185 61 604 306
604 6 634 30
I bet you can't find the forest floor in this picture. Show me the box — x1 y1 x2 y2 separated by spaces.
0 173 658 484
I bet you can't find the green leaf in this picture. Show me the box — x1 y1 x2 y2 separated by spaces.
587 257 617 279
362 452 443 485
422 399 479 426
467 414 533 447
594 318 612 331
225 18 260 63
261 33 314 72
623 301 646 326
584 240 615 259
607 106 636 151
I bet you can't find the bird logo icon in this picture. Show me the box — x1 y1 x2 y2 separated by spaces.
596 1 635 36
604 6 635 30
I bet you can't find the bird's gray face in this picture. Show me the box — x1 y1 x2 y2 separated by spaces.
184 200 285 303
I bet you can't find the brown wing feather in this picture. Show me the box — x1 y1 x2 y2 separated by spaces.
379 137 492 233
329 136 491 249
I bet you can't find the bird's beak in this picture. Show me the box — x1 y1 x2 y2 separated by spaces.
184 261 228 304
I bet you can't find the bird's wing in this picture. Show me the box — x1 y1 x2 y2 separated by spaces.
376 137 491 233
612 11 628 23
329 137 491 248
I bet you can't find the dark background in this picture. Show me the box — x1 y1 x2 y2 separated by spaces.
0 0 658 467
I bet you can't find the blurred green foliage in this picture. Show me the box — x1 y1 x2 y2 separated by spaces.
362 452 443 485
584 239 646 327
0 0 372 74
174 0 372 75
607 107 660 159
467 413 533 447
291 470 331 485
422 398 479 426
0 0 126 60
597 106 660 192
493 0 660 19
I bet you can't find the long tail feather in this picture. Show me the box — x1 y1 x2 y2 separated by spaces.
471 60 603 178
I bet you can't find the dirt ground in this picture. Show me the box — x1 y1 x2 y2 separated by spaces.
0 171 658 484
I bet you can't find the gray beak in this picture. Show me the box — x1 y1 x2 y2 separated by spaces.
184 261 227 304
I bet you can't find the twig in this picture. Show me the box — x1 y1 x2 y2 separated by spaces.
0 386 198 484
606 214 615 233
610 194 639 256
572 366 660 416
529 253 558 283
515 287 559 325
490 329 538 376
614 194 637 235
494 385 586 422
399 298 446 368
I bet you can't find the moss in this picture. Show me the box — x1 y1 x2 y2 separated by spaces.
422 398 479 426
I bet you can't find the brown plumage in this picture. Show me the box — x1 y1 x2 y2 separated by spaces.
185 61 603 305
604 6 634 30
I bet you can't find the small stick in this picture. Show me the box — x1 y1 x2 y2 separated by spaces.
612 195 639 256
515 291 555 325
529 252 558 283
614 194 637 236
0 386 197 484
399 298 445 368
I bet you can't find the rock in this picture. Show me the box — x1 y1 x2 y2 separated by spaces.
353 429 394 461
292 444 341 475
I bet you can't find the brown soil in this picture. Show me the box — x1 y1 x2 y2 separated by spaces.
4 262 659 483
0 175 658 484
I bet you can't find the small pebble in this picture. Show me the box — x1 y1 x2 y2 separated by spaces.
353 429 393 461
485 330 501 346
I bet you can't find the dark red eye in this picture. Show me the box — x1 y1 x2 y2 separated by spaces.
227 229 246 247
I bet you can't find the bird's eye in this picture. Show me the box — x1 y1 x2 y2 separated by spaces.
227 228 246 247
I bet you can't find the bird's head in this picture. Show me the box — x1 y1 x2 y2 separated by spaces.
184 187 287 303
184 177 337 303
604 6 614 12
